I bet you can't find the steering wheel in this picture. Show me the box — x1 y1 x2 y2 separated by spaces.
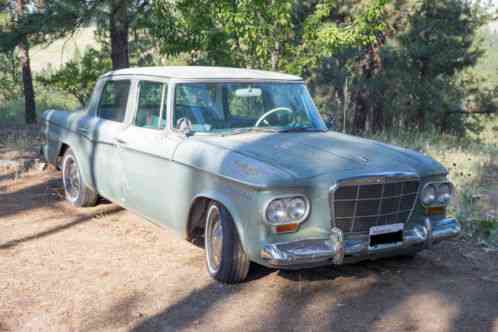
254 107 293 127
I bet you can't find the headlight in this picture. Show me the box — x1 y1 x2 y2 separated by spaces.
420 182 453 207
265 196 309 225
421 184 436 206
437 183 453 205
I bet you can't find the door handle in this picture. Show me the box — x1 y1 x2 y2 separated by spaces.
115 138 127 145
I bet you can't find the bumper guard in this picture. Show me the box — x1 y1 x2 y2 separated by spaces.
260 217 461 267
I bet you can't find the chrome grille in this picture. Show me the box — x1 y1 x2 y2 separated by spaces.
330 176 420 234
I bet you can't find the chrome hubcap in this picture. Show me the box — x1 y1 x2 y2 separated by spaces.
206 205 223 273
63 156 80 202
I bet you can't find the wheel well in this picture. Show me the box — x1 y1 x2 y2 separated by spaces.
59 143 70 157
56 143 70 170
187 197 211 246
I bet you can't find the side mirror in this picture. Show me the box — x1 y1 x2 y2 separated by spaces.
177 117 193 136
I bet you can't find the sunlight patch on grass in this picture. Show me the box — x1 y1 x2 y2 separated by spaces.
368 116 498 247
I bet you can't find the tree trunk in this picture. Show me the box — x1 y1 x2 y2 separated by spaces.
16 0 36 124
110 0 129 70
351 42 385 134
19 42 36 124
271 41 280 71
351 89 367 134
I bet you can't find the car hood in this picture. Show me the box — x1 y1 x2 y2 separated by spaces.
174 131 447 188
173 132 447 188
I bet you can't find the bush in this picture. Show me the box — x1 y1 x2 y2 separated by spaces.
37 48 111 107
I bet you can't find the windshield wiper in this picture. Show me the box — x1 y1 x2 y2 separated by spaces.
219 126 324 136
221 127 280 136
277 127 326 133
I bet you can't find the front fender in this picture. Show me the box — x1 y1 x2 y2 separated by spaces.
188 190 255 257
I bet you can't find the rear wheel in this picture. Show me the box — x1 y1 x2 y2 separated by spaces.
62 148 98 207
205 202 250 283
400 252 418 259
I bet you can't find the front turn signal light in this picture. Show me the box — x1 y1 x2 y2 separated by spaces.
425 206 446 216
274 223 299 233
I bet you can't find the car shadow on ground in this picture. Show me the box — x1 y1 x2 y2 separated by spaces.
0 171 124 250
129 252 498 332
0 203 123 250
0 171 16 183
130 282 245 332
0 175 63 219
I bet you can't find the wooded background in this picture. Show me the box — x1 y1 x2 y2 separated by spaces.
1 0 497 137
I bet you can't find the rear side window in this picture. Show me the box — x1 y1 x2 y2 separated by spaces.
97 80 131 122
135 81 167 129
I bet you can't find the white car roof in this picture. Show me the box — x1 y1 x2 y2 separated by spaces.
103 66 303 81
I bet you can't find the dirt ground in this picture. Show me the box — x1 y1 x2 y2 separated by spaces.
1 168 498 332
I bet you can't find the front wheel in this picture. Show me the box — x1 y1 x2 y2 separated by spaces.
205 202 250 283
62 148 98 207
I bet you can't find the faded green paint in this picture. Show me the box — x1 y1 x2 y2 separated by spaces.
41 71 451 267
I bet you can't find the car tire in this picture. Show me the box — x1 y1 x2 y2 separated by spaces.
205 202 250 283
62 148 98 207
402 252 418 259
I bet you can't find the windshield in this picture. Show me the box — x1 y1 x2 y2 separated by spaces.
173 82 326 134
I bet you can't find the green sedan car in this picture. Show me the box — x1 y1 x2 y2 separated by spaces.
41 66 461 283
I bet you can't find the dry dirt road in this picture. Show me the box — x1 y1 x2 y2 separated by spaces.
1 169 498 332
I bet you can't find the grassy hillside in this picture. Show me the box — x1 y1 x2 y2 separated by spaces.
368 115 498 247
30 26 97 73
475 27 498 87
0 27 96 124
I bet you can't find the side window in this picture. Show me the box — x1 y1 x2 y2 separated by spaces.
97 80 131 123
135 81 167 129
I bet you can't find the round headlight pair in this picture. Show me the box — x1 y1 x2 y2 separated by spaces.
265 196 309 225
420 182 453 206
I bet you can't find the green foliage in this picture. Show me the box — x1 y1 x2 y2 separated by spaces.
381 0 493 133
37 48 111 106
94 0 158 66
0 50 20 102
150 0 390 73
308 0 497 135
476 219 498 245
368 115 498 248
288 0 389 74
150 0 295 69
475 28 498 88
0 85 79 124
1 0 497 136
0 1 98 52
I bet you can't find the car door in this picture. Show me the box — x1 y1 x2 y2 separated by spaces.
115 79 182 223
89 78 132 203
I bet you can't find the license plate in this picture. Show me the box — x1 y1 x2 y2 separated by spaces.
369 223 404 236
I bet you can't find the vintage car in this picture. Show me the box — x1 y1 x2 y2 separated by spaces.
41 66 461 283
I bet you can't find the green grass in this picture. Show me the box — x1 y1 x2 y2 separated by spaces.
1 26 93 125
475 28 498 88
0 87 80 125
367 115 498 247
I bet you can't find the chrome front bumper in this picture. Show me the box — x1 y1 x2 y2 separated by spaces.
260 217 461 268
